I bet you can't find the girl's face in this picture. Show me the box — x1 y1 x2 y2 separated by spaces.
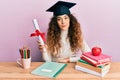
57 14 70 30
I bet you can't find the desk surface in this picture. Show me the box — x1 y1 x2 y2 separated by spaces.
0 62 120 80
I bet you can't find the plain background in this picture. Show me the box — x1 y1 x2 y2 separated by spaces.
0 0 120 62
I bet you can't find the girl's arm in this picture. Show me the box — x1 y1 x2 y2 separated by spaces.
42 51 52 61
81 40 91 52
69 40 91 62
38 41 52 61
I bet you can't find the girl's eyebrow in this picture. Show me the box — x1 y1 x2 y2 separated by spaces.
57 16 61 18
57 17 63 20
57 15 68 18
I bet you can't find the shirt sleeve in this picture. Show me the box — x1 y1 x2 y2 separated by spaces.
81 40 91 52
42 51 52 62
70 56 80 62
69 40 91 62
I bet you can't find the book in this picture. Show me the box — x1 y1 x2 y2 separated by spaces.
81 55 110 66
82 52 111 64
76 59 110 73
31 61 67 78
75 65 109 77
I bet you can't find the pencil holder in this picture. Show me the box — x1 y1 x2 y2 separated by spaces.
17 57 31 69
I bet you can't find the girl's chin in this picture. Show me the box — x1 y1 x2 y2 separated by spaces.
61 28 68 31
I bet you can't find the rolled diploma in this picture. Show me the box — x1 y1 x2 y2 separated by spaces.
33 19 46 52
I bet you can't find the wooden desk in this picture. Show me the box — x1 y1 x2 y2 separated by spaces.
0 62 120 80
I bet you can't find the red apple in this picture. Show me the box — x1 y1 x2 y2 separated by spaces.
92 47 102 56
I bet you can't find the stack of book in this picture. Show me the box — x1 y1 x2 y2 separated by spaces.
75 52 111 77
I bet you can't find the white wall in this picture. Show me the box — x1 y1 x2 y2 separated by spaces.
0 0 120 61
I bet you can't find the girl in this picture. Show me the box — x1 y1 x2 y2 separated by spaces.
38 1 91 62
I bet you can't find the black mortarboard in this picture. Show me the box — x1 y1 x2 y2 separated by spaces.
46 1 76 16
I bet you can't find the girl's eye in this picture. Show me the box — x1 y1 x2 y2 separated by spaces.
64 16 69 20
65 17 68 19
57 18 61 21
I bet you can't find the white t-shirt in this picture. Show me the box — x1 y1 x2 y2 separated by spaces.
42 30 91 62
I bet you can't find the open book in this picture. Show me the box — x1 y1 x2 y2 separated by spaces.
31 61 67 78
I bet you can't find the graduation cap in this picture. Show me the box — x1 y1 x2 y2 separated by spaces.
46 1 76 16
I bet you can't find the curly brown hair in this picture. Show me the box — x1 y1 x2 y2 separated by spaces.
46 14 83 57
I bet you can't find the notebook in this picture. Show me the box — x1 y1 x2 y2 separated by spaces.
75 65 109 77
76 59 110 73
82 52 111 63
31 61 67 78
81 55 110 66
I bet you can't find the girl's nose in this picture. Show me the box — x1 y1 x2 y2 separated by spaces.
62 19 65 24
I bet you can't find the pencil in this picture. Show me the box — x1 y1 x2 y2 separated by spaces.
27 49 30 58
24 49 26 59
19 48 23 58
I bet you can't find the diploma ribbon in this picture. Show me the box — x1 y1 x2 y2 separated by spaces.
30 29 46 42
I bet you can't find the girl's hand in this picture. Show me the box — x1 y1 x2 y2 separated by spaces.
58 58 70 63
37 41 47 53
